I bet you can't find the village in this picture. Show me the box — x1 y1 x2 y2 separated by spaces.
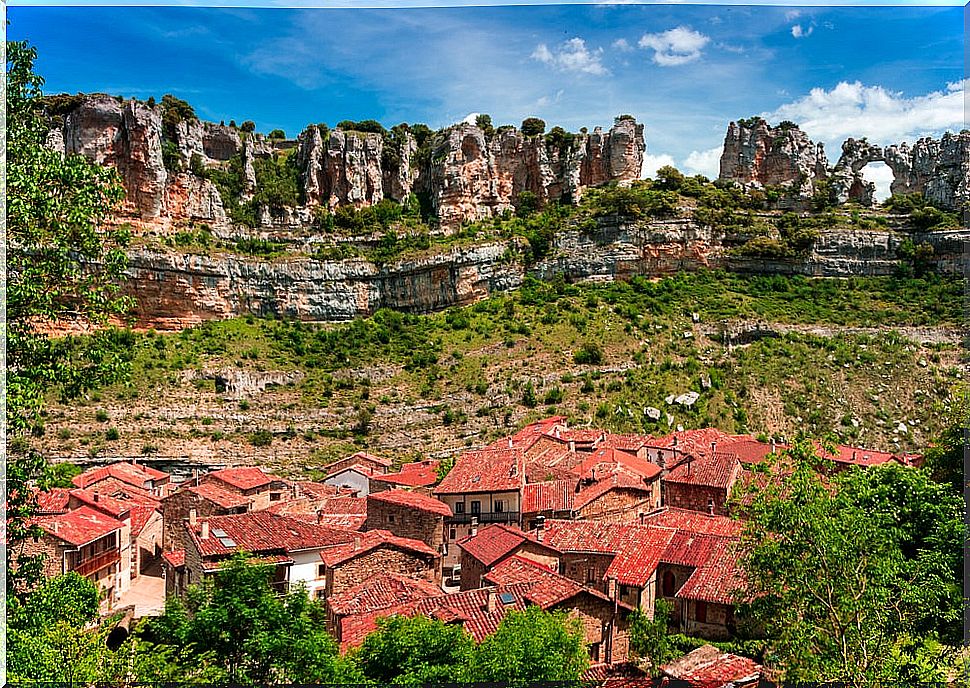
26 416 922 686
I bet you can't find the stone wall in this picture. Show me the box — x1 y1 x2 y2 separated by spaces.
160 490 245 551
326 546 440 596
576 485 659 523
663 483 731 516
364 500 444 552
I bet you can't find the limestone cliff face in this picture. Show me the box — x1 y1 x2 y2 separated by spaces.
718 119 828 199
721 119 970 211
56 94 169 218
122 221 968 329
428 118 645 226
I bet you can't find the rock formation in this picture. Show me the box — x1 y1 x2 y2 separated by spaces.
718 118 828 199
721 118 970 211
47 94 645 230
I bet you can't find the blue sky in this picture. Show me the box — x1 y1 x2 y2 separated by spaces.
9 2 966 187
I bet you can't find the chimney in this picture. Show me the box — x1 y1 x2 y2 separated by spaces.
568 440 576 452
591 467 597 482
852 450 857 461
711 441 717 454
672 436 678 447
353 536 361 549
188 508 197 526
470 516 478 527
201 521 210 539
508 437 513 449
707 499 715 516
554 426 561 439
638 512 646 526
316 509 324 524
486 590 497 613
93 493 100 503
770 439 776 453
535 515 545 541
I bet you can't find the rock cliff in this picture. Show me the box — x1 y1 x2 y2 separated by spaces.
48 94 645 230
720 118 970 211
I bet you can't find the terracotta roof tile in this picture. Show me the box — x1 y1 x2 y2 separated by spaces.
296 481 341 499
162 549 185 568
35 505 125 547
660 531 729 568
69 489 132 519
372 461 440 488
483 555 627 610
573 471 655 511
317 497 367 515
458 523 557 567
348 451 393 467
187 511 356 558
315 513 368 530
675 539 747 605
184 482 251 509
604 528 677 587
367 490 451 516
665 451 740 490
72 462 168 490
129 505 159 537
717 437 787 465
640 507 742 537
32 487 71 514
204 466 279 490
319 530 439 567
574 448 662 482
433 448 524 495
662 644 762 686
539 519 631 554
327 572 442 617
522 480 574 514
649 428 736 456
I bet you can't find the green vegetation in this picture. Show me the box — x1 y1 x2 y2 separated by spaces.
520 117 546 136
735 434 964 682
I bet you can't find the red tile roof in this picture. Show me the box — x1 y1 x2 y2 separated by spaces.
367 490 451 516
599 433 655 452
349 451 393 468
640 508 742 537
486 416 566 453
373 461 441 488
184 482 251 510
35 506 125 547
662 644 762 687
204 466 279 490
573 471 655 511
72 461 168 489
187 511 356 558
326 462 382 480
660 531 729 568
296 481 341 499
649 428 736 456
327 572 442 617
319 530 439 567
129 505 159 537
817 442 900 467
675 539 747 605
315 514 368 530
162 549 185 568
717 437 787 465
458 524 557 567
539 519 631 554
32 487 71 514
484 555 627 610
522 480 574 514
603 528 677 587
574 448 662 482
317 496 367 514
665 451 740 490
69 489 132 520
433 448 523 495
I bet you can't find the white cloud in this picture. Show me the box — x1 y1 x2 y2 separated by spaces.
791 23 814 38
461 112 481 125
784 10 801 21
612 38 634 53
638 26 710 66
683 146 723 178
641 150 677 179
531 38 609 76
766 80 966 151
860 161 894 202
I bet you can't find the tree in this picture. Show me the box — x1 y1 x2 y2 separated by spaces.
240 120 256 133
573 341 605 365
736 437 964 682
6 573 115 684
475 113 494 137
141 553 361 683
654 165 685 191
267 128 286 139
6 40 133 604
354 614 475 685
921 390 968 492
469 606 589 685
521 117 546 136
629 599 679 674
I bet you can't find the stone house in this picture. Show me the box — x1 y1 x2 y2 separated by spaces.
521 480 574 528
661 644 763 687
324 463 382 497
72 461 172 497
323 451 392 477
663 450 742 516
365 489 450 553
456 523 561 591
27 506 129 606
325 571 442 637
178 510 358 600
370 459 441 494
160 481 250 551
199 466 291 510
318 529 442 597
433 448 525 573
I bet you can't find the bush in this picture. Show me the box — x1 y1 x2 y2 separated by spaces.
240 120 256 133
267 128 286 139
475 114 494 137
105 427 120 441
573 342 605 365
521 117 546 136
95 409 109 423
249 429 273 447
337 119 386 135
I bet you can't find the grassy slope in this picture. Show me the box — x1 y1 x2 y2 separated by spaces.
37 271 964 475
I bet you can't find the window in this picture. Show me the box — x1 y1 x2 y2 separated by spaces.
586 567 596 584
494 500 504 513
455 502 465 514
318 564 326 578
387 514 395 524
315 589 326 599
470 501 481 514
449 528 457 540
662 570 675 596
695 601 708 624
270 492 281 502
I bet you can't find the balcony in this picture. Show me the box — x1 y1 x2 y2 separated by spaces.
73 550 120 577
447 511 520 525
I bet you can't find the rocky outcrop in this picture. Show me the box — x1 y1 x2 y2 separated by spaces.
886 133 970 210
718 118 828 199
175 119 243 162
163 173 226 224
829 138 884 206
56 94 168 218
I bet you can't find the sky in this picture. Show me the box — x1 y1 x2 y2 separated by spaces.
8 2 966 197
